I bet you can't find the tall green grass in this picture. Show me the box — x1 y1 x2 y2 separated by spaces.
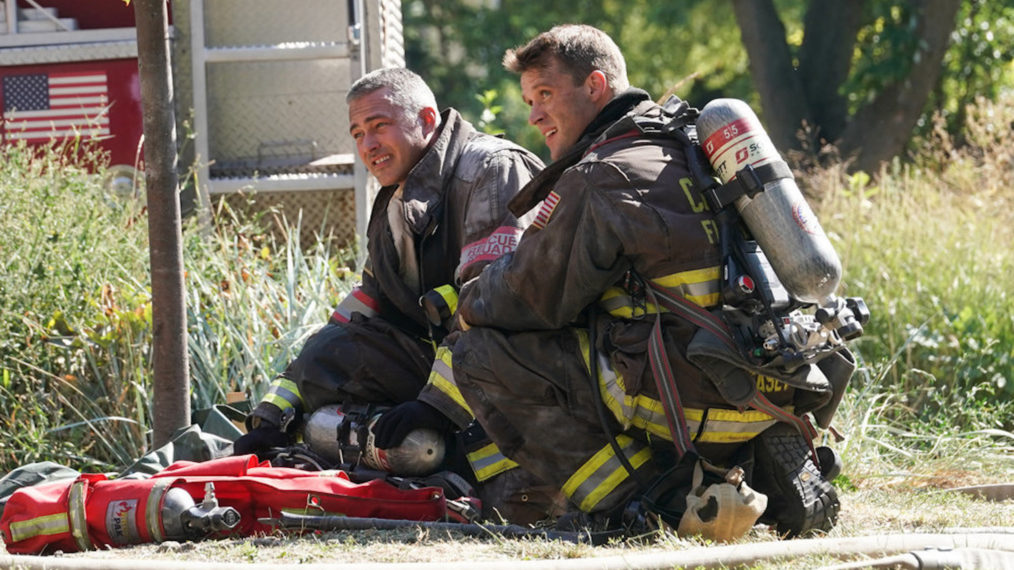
807 94 1014 484
812 95 1014 428
0 140 354 471
0 95 1011 475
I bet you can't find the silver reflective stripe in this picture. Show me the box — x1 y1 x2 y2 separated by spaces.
575 329 671 441
562 435 652 512
687 407 789 444
68 480 94 551
597 267 722 318
559 434 653 511
145 478 178 543
466 442 519 482
332 287 380 322
427 346 471 414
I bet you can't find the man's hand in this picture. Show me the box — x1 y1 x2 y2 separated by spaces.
232 421 293 456
372 401 453 449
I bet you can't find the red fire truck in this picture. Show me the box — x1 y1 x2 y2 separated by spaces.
0 0 145 193
1 0 404 247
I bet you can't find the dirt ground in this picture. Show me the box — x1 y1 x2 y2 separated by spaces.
4 480 1013 569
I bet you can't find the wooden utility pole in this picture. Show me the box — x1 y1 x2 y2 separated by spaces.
134 0 190 447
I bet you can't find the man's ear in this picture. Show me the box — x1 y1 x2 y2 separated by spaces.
586 70 611 104
419 107 439 136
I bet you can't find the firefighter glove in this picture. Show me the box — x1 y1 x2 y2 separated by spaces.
232 421 293 457
372 400 452 449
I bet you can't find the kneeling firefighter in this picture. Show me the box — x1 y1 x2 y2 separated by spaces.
387 91 866 542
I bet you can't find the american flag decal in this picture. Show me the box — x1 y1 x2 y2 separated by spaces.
2 71 111 142
531 190 561 230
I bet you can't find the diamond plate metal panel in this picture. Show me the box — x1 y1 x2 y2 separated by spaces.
175 0 402 249
380 0 405 68
203 0 349 48
171 0 196 181
205 58 352 176
0 39 136 65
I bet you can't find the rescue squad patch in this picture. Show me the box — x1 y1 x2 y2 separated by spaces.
106 499 140 545
460 225 523 271
531 191 561 230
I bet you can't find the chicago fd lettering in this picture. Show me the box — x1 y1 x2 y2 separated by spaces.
680 177 708 213
700 219 719 245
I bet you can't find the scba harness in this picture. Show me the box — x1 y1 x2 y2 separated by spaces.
594 96 867 539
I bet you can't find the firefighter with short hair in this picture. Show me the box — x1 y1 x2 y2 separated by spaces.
234 69 546 517
381 25 850 539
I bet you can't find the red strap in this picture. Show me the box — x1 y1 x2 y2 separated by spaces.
644 286 696 457
642 279 822 467
585 129 640 156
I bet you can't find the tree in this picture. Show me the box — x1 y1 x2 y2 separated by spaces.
733 0 961 173
406 0 1012 170
134 0 191 446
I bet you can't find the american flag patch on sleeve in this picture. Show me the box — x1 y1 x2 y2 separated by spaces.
531 190 561 230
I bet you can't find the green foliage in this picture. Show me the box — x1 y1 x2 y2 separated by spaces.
0 142 355 472
403 0 748 158
0 92 1011 475
810 92 1014 431
182 202 356 410
931 0 1014 140
846 0 1014 140
0 140 151 470
405 0 1012 163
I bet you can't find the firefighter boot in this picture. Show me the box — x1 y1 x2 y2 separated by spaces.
750 424 839 537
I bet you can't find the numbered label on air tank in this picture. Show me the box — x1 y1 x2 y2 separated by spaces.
701 116 780 184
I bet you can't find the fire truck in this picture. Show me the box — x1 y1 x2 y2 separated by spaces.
0 0 404 247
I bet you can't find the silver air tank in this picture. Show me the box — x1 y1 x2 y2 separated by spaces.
304 404 445 476
696 98 841 305
362 417 446 476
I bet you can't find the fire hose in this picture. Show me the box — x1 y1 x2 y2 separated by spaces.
258 511 621 544
0 530 1012 569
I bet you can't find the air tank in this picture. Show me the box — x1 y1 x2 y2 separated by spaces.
304 404 445 476
696 98 842 304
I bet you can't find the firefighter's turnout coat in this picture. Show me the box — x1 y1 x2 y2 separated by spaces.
250 109 543 430
420 91 799 516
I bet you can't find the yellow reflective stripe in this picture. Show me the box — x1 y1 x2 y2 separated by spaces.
580 445 652 512
263 377 302 411
652 266 721 289
627 395 671 440
598 266 721 317
68 480 93 552
563 435 652 512
10 513 69 543
684 406 793 444
684 291 721 307
597 287 653 318
434 284 458 316
575 328 671 441
466 442 519 482
428 347 472 415
652 267 720 308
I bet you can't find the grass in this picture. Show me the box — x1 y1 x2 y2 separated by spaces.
33 484 1014 568
0 94 1012 565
